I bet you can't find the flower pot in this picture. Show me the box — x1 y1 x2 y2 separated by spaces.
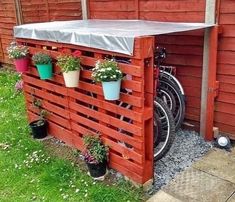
14 57 29 73
36 63 53 80
102 79 121 100
86 161 107 178
29 120 48 139
62 70 80 87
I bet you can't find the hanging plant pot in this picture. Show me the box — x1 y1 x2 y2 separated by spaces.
29 119 48 139
86 161 107 178
102 79 121 100
36 63 53 80
14 57 29 73
62 70 80 87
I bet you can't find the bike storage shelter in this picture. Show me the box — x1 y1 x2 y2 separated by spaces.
14 20 217 185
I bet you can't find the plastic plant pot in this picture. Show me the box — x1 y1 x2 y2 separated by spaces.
101 79 121 100
14 57 29 73
29 119 48 139
86 161 107 178
36 63 53 80
62 70 80 87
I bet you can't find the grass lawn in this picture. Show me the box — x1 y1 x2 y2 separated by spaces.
0 69 143 202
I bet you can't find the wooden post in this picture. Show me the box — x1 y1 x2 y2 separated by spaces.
14 0 23 25
81 0 88 20
45 0 50 21
135 0 140 19
200 0 218 140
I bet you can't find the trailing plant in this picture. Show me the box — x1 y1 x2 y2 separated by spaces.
32 52 52 65
56 50 82 73
82 135 108 164
91 59 123 82
31 95 48 126
7 42 29 60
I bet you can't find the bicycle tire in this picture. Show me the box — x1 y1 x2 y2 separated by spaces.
158 86 176 114
154 97 175 161
160 71 185 97
159 77 185 131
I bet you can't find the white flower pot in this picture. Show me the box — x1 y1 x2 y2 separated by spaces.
63 70 80 88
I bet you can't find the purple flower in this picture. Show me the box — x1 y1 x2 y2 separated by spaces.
15 80 23 92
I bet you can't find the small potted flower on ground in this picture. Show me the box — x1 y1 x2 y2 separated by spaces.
82 135 109 179
32 52 53 80
7 42 29 73
29 97 48 139
56 50 82 87
91 59 123 100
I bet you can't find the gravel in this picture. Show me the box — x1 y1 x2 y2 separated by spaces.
151 129 213 193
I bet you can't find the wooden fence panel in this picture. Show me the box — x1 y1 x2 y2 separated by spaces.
17 36 155 184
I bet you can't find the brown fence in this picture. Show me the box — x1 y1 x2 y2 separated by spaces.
16 36 155 184
0 0 82 64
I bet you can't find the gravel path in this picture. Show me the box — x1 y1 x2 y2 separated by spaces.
150 129 213 193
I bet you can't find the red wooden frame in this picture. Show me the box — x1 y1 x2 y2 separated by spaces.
16 36 155 184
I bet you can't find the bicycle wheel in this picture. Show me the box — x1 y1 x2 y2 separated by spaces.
154 97 175 161
159 77 185 131
160 71 185 97
158 86 176 113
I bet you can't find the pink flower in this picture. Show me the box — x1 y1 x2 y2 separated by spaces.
72 50 82 58
60 48 71 54
15 80 23 91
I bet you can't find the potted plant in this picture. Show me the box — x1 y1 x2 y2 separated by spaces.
7 42 29 73
56 50 82 87
32 52 53 80
29 97 48 139
91 59 123 100
82 135 109 179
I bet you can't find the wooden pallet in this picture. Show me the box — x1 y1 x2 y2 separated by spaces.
16 36 155 184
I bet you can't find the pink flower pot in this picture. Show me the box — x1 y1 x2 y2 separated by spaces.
14 58 29 73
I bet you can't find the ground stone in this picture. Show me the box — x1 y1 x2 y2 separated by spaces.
151 129 213 193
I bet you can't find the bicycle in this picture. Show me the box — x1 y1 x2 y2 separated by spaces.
115 59 176 161
155 47 186 131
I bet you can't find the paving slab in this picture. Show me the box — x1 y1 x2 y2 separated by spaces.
193 148 235 184
162 167 235 202
147 190 182 202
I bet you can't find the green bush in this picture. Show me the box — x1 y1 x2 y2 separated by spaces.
32 52 52 65
56 55 81 73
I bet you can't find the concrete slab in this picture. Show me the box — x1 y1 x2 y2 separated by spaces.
162 167 235 202
227 192 235 202
147 190 182 202
193 148 235 184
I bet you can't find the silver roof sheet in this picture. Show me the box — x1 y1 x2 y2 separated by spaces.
14 20 214 55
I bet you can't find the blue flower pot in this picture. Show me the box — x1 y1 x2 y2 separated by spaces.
102 79 121 100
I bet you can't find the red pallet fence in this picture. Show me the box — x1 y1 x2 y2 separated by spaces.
16 36 155 184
